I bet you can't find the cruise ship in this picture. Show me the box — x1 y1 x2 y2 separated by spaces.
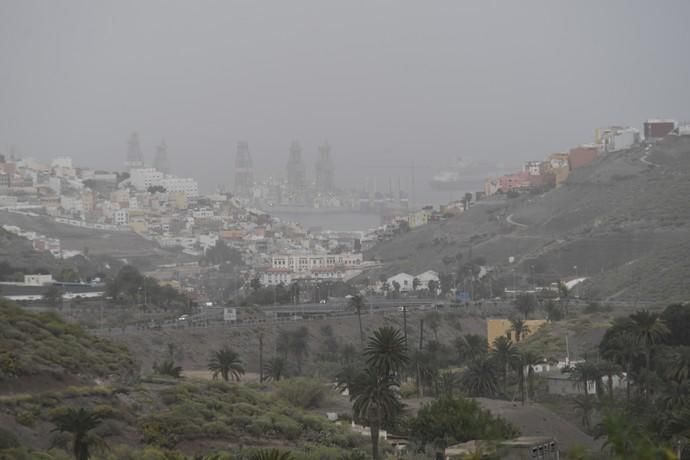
430 157 505 191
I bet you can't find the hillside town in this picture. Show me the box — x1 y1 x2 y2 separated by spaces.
3 2 690 459
2 118 689 305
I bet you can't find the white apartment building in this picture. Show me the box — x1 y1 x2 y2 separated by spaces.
523 160 543 176
60 195 83 214
129 168 164 190
261 269 294 286
159 177 199 198
24 274 54 285
113 209 129 226
192 207 215 218
51 157 76 177
599 127 640 153
129 168 199 198
270 252 363 273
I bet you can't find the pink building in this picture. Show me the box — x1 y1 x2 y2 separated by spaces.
499 171 531 192
568 145 599 170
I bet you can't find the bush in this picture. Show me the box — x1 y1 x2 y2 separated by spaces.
15 410 36 427
409 396 518 449
400 381 418 399
0 427 19 449
275 377 330 409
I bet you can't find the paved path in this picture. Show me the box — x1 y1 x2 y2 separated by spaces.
640 145 658 167
506 213 528 228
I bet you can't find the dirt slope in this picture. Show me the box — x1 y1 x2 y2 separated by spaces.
475 398 603 453
367 135 690 303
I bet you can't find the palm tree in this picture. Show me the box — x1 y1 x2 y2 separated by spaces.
571 394 595 431
597 360 622 400
630 310 670 373
558 281 570 318
364 326 409 376
461 356 498 397
349 294 366 346
408 349 433 398
153 359 182 378
665 345 690 382
438 371 460 397
571 361 603 398
256 328 265 382
595 412 671 459
288 326 310 374
659 378 690 412
427 279 439 297
350 367 403 460
263 356 287 381
491 336 517 396
454 333 488 364
425 311 441 341
510 318 531 343
412 277 421 291
514 293 535 319
392 281 401 297
335 361 365 396
340 343 358 364
601 329 642 401
276 329 291 361
208 346 245 381
43 285 63 307
51 408 103 460
512 353 526 404
522 351 542 400
249 449 295 460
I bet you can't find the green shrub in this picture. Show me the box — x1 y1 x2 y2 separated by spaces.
276 377 329 409
15 410 36 427
93 404 118 419
0 427 19 449
271 414 302 440
399 381 418 399
201 421 232 437
46 405 71 420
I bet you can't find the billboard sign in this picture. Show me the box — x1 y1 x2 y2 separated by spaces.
455 292 471 302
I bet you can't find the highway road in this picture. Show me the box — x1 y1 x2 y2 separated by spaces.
84 296 654 337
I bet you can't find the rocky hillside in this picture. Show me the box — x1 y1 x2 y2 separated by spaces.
0 300 369 458
0 300 138 393
367 135 690 303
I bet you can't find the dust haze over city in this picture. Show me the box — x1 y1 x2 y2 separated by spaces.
2 1 690 460
3 2 689 196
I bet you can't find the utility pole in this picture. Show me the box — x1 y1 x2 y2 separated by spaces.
258 330 264 383
419 319 425 351
417 318 425 399
402 306 408 346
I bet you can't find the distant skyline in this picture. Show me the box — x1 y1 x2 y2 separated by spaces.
2 1 690 194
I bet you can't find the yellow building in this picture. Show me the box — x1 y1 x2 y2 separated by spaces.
486 318 547 346
127 209 148 234
169 191 188 210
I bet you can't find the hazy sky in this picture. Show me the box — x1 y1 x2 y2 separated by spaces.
1 0 689 194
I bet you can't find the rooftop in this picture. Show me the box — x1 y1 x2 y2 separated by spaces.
500 436 556 447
